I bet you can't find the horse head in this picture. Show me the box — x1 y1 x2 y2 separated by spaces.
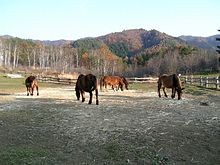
121 76 129 90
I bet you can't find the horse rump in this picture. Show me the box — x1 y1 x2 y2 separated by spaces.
25 76 39 96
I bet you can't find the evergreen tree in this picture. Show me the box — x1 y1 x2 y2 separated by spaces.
217 30 220 54
216 30 220 72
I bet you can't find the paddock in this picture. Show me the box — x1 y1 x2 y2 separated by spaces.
0 85 219 164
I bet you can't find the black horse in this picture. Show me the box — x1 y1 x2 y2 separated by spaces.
25 76 39 96
75 74 99 105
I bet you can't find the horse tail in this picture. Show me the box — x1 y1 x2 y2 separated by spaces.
75 74 83 100
90 76 97 91
157 76 162 97
75 84 80 100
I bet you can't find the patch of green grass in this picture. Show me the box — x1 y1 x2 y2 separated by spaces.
184 84 220 96
103 142 126 161
0 147 54 165
0 76 67 94
129 82 157 92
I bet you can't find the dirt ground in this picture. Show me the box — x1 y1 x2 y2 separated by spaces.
0 86 219 165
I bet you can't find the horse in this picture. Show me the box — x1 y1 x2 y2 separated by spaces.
100 75 125 92
75 74 99 105
158 74 184 100
25 76 39 96
111 76 129 91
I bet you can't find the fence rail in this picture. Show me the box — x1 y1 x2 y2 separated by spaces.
182 76 220 89
126 77 158 83
39 76 77 85
38 76 219 89
38 76 158 85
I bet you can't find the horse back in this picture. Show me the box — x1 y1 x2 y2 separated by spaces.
76 74 97 92
104 76 121 85
25 76 37 87
158 74 183 89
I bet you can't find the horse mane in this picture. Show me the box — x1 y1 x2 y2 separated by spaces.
87 74 97 91
26 75 36 82
172 74 182 89
121 76 128 85
121 76 128 89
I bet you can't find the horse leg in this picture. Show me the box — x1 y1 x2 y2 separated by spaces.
177 90 181 100
36 85 39 96
116 85 119 91
171 88 176 99
26 87 29 96
105 83 108 92
120 84 124 91
158 84 161 98
81 91 85 102
112 85 115 91
162 87 168 97
88 91 92 104
95 89 99 105
75 86 80 100
30 87 34 96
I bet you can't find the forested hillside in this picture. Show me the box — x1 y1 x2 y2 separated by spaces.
98 29 218 76
179 35 220 50
0 29 219 76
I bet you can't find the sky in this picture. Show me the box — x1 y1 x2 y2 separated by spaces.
0 0 219 40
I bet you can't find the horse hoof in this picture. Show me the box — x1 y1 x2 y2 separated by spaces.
37 93 39 96
96 101 99 105
88 101 92 104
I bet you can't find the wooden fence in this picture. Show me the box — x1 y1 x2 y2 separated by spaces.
39 76 77 85
38 75 219 90
182 76 220 89
126 77 158 83
38 76 158 85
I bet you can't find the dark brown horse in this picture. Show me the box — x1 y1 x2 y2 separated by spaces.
100 75 125 92
158 74 184 100
75 74 99 105
25 76 39 96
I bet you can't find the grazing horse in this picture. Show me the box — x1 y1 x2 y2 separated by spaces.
75 74 99 105
158 74 184 100
100 75 125 92
25 76 39 96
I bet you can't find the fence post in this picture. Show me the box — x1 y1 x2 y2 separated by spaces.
200 76 203 86
185 76 188 84
190 75 193 85
216 76 219 89
205 77 209 88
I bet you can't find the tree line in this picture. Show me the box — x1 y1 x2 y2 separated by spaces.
0 36 218 77
0 37 124 76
